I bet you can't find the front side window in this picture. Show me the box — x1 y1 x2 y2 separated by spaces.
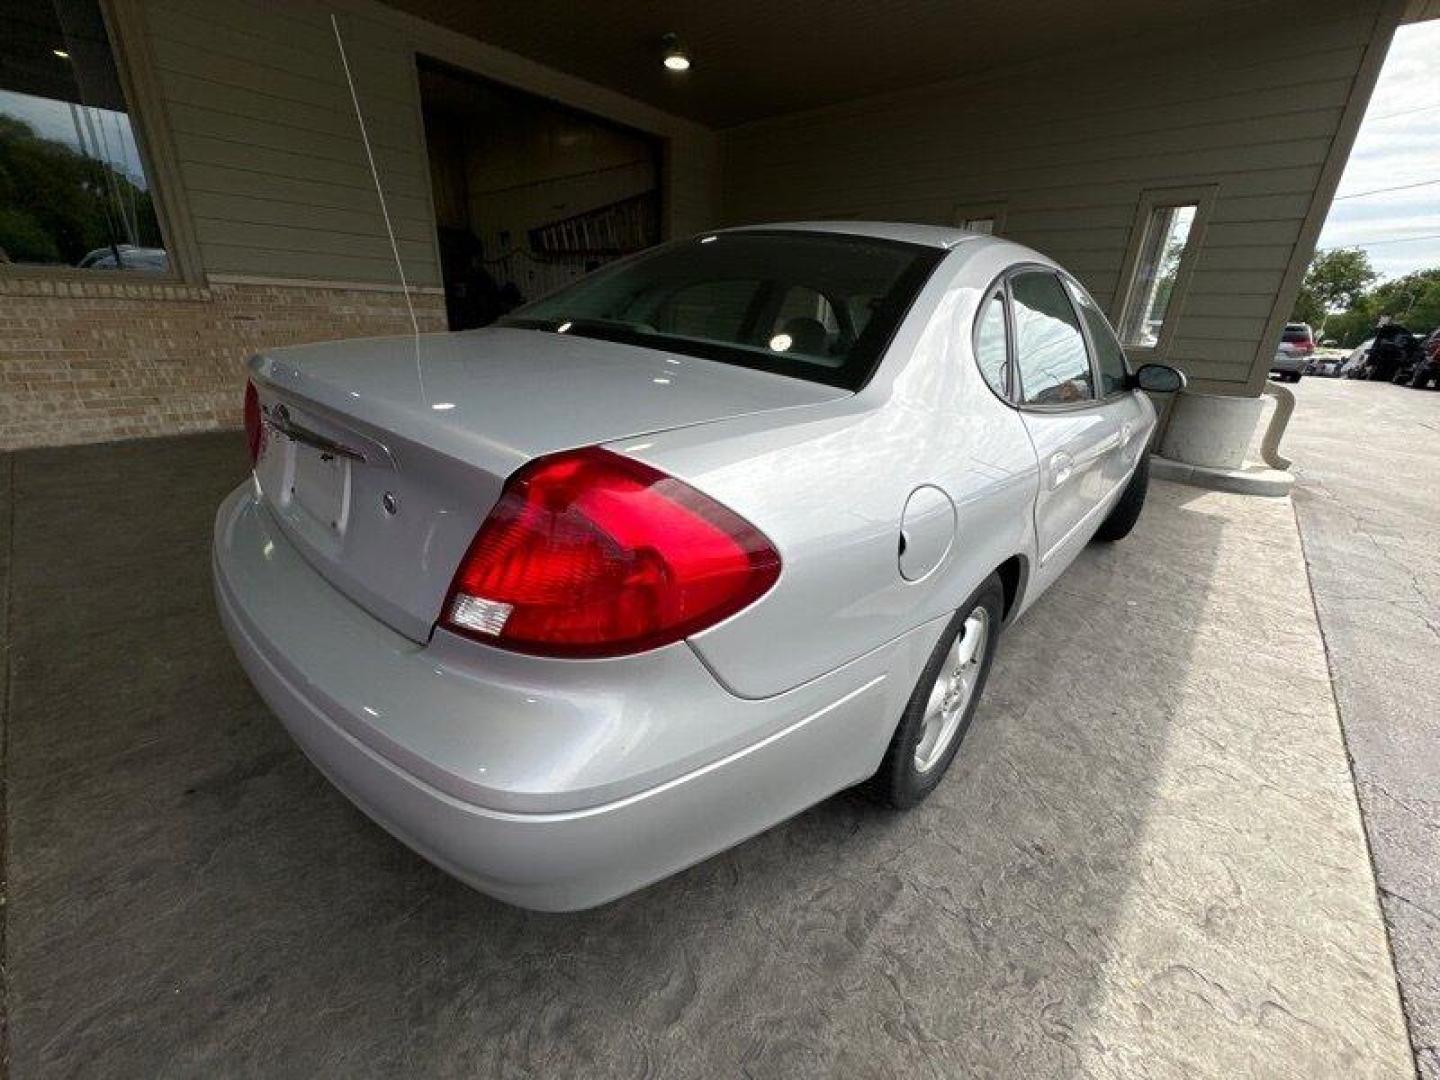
1067 280 1129 396
1011 271 1094 406
1117 203 1197 348
500 231 945 390
1 0 169 273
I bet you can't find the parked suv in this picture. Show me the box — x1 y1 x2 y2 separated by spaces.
1270 322 1314 382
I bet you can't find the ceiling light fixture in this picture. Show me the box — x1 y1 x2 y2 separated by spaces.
52 48 70 59
661 33 690 72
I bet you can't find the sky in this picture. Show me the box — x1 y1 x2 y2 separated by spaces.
1315 19 1440 280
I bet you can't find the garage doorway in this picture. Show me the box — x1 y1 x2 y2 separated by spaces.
417 58 663 331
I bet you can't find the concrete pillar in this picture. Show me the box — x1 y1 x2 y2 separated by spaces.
1153 390 1294 497
1159 391 1266 469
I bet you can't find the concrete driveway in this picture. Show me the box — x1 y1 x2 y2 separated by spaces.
0 430 1413 1077
1284 375 1440 1080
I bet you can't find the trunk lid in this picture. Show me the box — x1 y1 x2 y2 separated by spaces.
248 327 844 642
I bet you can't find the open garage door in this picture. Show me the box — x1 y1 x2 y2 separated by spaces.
417 58 662 331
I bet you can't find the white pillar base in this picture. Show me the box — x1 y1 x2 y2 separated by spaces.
1159 390 1266 471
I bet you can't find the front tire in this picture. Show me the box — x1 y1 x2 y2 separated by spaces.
1092 450 1150 543
869 574 1005 809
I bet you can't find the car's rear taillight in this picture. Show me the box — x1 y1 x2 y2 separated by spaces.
243 381 264 465
440 447 780 658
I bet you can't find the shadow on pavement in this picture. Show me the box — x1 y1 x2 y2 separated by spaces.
0 433 1317 1077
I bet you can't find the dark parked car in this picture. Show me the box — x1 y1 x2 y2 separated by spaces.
1397 328 1440 389
1358 324 1419 382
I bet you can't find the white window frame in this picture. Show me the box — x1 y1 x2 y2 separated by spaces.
1112 185 1217 360
954 200 1008 237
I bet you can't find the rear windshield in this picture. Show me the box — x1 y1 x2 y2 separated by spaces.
497 231 945 390
1282 328 1312 342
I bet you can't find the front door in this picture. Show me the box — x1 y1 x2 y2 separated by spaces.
1064 277 1156 496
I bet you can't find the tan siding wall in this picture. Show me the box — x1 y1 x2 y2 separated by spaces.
136 0 719 289
140 0 443 287
721 2 1396 392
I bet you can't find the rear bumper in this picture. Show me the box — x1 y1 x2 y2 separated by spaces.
213 484 932 909
1270 352 1306 374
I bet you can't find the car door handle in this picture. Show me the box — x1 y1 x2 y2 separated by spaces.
1120 420 1136 446
1048 451 1074 489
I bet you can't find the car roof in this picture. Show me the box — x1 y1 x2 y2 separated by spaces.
719 221 985 250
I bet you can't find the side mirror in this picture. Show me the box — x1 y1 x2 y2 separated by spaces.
1133 363 1186 393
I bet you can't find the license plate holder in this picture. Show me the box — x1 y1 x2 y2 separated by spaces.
289 441 350 533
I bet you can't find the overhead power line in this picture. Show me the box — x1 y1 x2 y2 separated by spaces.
1321 233 1440 250
1333 178 1440 201
1367 103 1440 122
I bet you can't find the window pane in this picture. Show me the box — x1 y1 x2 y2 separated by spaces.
1118 204 1196 347
1011 271 1094 405
1 0 168 272
974 292 1009 396
1068 282 1129 396
501 231 945 390
653 279 759 342
768 285 840 361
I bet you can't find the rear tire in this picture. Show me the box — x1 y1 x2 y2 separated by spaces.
868 574 1004 810
1092 451 1150 543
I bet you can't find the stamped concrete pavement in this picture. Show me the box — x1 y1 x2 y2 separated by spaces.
1285 374 1440 1079
0 431 1413 1077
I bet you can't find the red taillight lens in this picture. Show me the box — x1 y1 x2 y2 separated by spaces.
243 381 264 465
440 447 781 658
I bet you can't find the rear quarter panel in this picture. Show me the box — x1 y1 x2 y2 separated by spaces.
621 243 1040 699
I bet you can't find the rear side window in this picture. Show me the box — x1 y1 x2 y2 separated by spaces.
1010 271 1094 405
1066 281 1129 397
974 291 1010 397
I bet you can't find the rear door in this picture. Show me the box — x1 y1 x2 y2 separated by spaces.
1006 269 1119 587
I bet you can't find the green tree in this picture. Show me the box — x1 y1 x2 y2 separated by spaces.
1291 248 1378 328
1363 269 1440 330
0 114 159 266
1322 268 1440 347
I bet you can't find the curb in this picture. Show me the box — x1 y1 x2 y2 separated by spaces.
1151 455 1295 497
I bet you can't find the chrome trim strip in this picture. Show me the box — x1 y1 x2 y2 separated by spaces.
265 405 368 463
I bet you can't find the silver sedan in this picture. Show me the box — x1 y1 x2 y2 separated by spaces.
213 223 1184 910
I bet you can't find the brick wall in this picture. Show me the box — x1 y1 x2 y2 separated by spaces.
0 278 447 450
